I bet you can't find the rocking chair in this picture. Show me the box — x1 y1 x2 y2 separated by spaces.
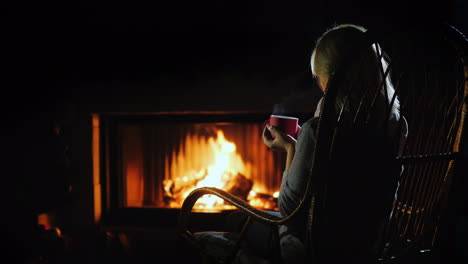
177 24 467 264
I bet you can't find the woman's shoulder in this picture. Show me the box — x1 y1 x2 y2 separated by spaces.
296 117 319 139
300 117 319 130
301 117 319 126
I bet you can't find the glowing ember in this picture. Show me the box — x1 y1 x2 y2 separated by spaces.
163 130 278 210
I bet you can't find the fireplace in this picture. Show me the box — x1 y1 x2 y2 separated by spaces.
93 111 288 226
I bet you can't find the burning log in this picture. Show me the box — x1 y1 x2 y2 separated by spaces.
163 171 254 209
248 191 279 210
224 173 253 201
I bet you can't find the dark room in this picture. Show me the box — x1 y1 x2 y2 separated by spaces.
4 1 468 263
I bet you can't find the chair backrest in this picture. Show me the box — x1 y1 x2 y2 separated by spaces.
305 24 467 264
377 25 468 262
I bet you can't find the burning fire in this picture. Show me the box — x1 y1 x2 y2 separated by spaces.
163 130 278 210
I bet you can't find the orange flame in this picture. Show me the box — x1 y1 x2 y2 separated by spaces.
164 130 277 210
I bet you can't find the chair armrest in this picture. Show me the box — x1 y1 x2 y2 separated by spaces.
178 187 285 236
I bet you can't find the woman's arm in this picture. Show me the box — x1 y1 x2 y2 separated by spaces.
277 119 318 216
284 143 296 171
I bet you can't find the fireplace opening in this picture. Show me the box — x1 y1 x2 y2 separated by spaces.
95 112 287 221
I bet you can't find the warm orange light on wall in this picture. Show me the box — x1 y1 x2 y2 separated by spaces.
92 114 102 223
37 212 53 230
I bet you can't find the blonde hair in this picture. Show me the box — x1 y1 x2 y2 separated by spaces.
311 24 400 120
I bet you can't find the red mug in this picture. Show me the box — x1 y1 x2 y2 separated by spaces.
264 115 301 138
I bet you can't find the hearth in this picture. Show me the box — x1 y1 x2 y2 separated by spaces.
93 111 288 226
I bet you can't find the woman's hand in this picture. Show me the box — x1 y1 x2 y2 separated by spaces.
262 125 297 152
263 124 297 170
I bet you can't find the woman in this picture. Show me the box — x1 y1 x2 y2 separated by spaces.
262 24 406 263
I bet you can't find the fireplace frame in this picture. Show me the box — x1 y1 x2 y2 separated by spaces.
93 111 294 228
